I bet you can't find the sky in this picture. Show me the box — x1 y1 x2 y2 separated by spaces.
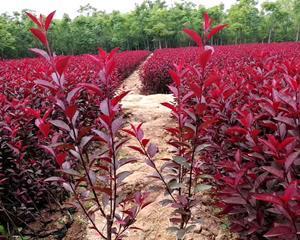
0 0 238 18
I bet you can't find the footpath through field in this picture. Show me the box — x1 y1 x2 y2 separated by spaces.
86 56 236 240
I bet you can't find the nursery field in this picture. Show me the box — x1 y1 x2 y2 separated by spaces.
0 50 150 96
1 11 300 240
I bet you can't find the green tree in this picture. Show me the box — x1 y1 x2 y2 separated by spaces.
226 0 261 43
52 14 74 54
0 0 300 59
262 2 286 42
0 17 16 58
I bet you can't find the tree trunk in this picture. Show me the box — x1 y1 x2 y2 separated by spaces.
268 28 272 43
107 217 112 240
147 38 150 50
296 24 300 42
158 39 162 49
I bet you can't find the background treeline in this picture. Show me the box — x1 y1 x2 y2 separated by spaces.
0 0 299 59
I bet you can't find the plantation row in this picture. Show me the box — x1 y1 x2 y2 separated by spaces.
140 41 300 238
1 11 300 240
140 42 300 93
0 50 150 235
0 50 150 97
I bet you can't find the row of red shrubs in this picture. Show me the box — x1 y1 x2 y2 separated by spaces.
140 42 300 238
0 50 149 228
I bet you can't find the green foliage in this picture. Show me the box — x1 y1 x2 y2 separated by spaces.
0 0 299 59
226 0 261 43
0 224 7 235
0 17 16 58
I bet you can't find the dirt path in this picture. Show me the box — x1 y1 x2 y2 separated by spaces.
86 58 236 240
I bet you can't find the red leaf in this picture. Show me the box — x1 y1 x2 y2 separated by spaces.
254 194 282 205
207 24 228 41
282 180 299 203
56 152 67 166
161 102 177 113
189 82 202 98
30 48 50 61
262 166 284 179
226 126 248 136
279 137 296 150
169 70 180 87
285 151 300 171
223 197 247 205
274 116 296 128
34 79 57 90
128 146 145 155
141 139 150 147
199 49 212 70
78 83 102 96
94 187 112 196
24 108 40 118
45 11 56 31
66 87 82 104
240 112 254 129
122 129 136 137
147 143 158 158
49 120 70 131
165 128 179 135
183 29 203 48
43 108 53 120
108 47 120 61
38 145 55 157
235 150 242 164
204 72 219 87
35 119 51 137
26 12 42 28
112 91 129 107
98 48 107 60
56 56 70 76
234 168 246 187
203 12 212 31
65 105 77 119
196 103 207 115
259 138 277 154
273 89 297 111
30 28 48 46
264 225 294 237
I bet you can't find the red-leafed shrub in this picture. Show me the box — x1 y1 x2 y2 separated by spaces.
0 11 152 240
140 47 201 93
139 12 300 240
128 13 229 240
0 11 149 237
140 42 300 95
203 43 300 239
0 90 66 230
0 50 149 96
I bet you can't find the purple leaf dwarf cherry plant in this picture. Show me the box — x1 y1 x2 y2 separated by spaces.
126 13 227 240
26 11 151 240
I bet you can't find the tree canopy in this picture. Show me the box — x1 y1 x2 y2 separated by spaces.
0 0 299 59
